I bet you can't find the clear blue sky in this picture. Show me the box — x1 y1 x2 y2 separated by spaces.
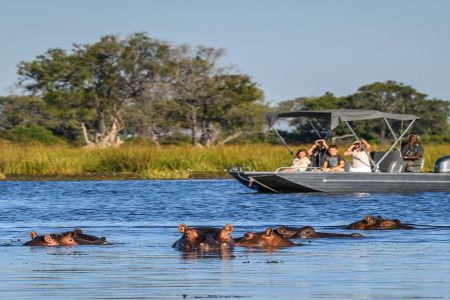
1 0 449 104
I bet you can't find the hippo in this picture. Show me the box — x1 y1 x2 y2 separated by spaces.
234 227 295 248
64 228 110 245
346 215 415 230
23 231 77 246
198 224 235 252
172 224 235 252
276 226 363 238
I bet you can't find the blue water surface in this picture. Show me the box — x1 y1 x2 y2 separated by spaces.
0 179 449 299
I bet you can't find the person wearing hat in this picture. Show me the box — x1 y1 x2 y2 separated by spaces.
344 139 372 172
401 134 424 172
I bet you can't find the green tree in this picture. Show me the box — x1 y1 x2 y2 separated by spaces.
349 81 449 142
277 82 449 144
168 46 267 146
17 33 170 147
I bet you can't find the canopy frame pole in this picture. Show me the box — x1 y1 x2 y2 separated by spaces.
307 118 322 139
344 121 377 170
375 119 416 170
271 126 295 158
383 117 398 141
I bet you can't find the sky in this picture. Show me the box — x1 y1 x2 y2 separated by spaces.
1 0 450 105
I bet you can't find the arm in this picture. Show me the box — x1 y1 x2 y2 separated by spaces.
344 146 354 156
403 145 423 160
337 157 345 169
361 139 372 152
330 157 345 171
308 139 328 156
307 145 316 156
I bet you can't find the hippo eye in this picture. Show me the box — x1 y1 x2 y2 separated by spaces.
243 233 253 240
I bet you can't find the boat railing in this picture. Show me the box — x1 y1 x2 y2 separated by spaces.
275 166 319 173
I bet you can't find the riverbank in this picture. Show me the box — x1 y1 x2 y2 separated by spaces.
1 142 449 180
1 172 229 181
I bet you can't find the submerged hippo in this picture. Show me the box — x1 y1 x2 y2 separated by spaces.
23 229 110 246
276 226 363 238
346 215 415 230
23 231 77 246
65 228 110 245
172 224 235 252
234 227 295 248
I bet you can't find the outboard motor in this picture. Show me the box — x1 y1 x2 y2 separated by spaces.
434 156 450 173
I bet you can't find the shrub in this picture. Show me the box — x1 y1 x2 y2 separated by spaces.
0 125 66 145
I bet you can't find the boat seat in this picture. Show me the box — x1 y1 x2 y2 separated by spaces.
371 150 403 172
344 161 351 172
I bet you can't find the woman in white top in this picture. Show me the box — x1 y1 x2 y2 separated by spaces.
344 139 372 172
285 149 311 172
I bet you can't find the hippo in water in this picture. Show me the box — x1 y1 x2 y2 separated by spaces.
234 227 295 248
276 226 363 238
172 224 235 252
64 228 110 245
23 231 77 246
346 215 415 230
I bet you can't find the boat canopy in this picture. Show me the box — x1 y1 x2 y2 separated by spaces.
266 109 420 130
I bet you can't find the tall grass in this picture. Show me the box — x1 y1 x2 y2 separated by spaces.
0 142 449 179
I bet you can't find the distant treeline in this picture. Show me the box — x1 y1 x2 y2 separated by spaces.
0 33 449 147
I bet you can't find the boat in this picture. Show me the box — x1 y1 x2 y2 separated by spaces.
229 109 450 193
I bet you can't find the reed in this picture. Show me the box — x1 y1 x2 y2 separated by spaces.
0 142 449 179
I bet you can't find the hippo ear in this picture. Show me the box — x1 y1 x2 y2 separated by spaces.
276 227 286 235
178 224 188 233
223 224 233 233
43 235 54 244
74 228 83 235
264 228 273 237
30 231 38 239
364 215 373 222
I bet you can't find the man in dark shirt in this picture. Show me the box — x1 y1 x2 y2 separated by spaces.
322 144 345 172
307 139 329 169
401 134 424 172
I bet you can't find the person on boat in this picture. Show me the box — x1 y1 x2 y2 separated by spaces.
344 139 372 172
285 149 311 172
401 134 424 172
307 139 329 170
322 144 345 172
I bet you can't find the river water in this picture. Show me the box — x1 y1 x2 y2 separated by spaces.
0 179 449 299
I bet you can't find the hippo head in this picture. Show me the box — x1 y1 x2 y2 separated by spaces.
177 224 207 251
56 232 78 246
235 227 295 248
276 226 316 238
27 231 60 246
199 224 235 252
364 215 376 225
377 219 398 229
214 224 234 244
71 228 109 245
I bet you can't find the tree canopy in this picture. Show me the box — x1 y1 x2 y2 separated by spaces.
0 33 448 147
12 33 267 147
276 81 449 144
